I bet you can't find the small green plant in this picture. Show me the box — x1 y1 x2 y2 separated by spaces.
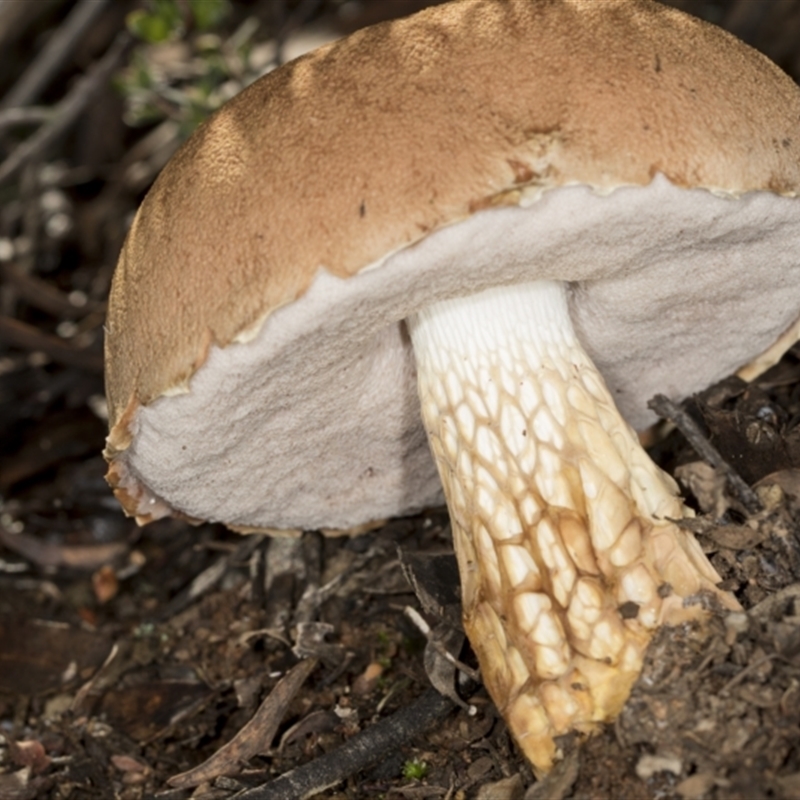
118 0 263 138
376 628 391 647
126 0 231 44
375 627 396 669
402 758 429 781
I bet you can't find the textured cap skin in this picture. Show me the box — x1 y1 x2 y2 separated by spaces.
105 0 800 521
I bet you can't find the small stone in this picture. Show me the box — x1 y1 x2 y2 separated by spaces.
724 611 749 640
676 772 716 800
475 773 524 800
635 753 683 779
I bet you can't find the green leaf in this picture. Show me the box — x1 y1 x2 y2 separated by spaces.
126 9 172 43
126 0 186 43
189 0 231 31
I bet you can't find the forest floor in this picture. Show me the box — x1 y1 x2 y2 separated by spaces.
2 1 800 798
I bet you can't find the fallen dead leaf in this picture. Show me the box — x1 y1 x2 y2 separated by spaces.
6 740 50 774
91 564 118 603
110 754 150 774
476 773 524 800
676 771 716 800
279 708 340 751
0 767 51 800
352 661 384 695
0 525 127 570
167 657 318 789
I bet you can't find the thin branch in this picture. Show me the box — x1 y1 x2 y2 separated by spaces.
647 393 762 515
2 262 105 319
0 31 132 187
231 688 455 800
168 658 319 790
0 315 103 372
154 535 266 622
0 106 54 133
404 605 480 683
0 0 65 55
0 0 111 110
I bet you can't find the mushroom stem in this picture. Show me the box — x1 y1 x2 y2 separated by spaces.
407 280 739 771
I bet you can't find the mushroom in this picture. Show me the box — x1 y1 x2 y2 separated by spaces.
104 0 800 772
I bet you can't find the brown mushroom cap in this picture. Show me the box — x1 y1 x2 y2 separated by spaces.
104 0 800 528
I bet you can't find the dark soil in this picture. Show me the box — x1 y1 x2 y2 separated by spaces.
2 2 800 798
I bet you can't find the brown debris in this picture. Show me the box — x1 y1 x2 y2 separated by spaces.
5 741 50 775
98 677 215 742
0 523 127 570
614 603 800 799
649 393 761 514
0 616 111 695
169 658 318 790
0 768 52 800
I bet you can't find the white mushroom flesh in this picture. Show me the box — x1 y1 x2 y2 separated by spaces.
407 279 739 771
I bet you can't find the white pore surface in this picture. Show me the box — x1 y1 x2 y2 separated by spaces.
127 176 800 530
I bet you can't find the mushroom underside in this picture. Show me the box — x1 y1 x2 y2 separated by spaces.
116 177 800 531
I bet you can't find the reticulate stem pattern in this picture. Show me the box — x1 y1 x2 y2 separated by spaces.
407 280 738 771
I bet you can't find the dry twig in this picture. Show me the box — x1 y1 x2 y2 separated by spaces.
1 0 111 109
648 393 762 515
2 262 105 319
0 314 103 371
231 688 456 800
155 535 266 621
0 106 53 133
0 524 127 570
404 605 479 683
0 31 132 186
0 0 63 55
168 658 319 790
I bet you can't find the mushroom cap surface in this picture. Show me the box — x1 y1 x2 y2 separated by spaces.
104 0 800 529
